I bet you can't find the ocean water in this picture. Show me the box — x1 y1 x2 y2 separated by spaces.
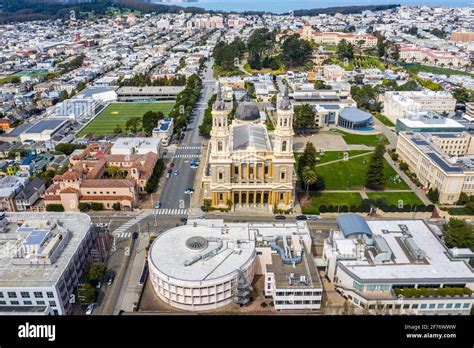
154 0 473 13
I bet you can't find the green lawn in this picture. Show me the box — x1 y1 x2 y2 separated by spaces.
315 150 373 165
366 192 423 206
77 102 174 137
373 112 395 127
336 130 388 147
302 192 363 214
404 63 473 78
316 155 409 190
243 63 286 75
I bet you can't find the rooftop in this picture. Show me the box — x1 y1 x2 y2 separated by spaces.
231 124 270 151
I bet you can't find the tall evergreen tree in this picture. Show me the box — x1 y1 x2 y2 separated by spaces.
365 142 386 190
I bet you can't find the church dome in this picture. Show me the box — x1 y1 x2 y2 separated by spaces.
235 102 260 121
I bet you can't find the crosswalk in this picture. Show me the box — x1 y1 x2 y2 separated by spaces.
154 208 187 215
177 146 201 150
115 232 132 239
172 154 200 159
112 211 149 235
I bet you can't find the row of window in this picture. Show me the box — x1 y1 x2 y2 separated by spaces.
0 291 55 299
275 300 321 305
275 291 322 297
366 302 470 310
0 300 56 307
86 191 117 195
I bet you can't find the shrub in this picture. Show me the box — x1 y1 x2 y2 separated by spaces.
201 199 212 212
46 204 64 212
340 205 349 213
91 203 103 211
260 302 268 308
399 162 409 171
403 204 412 212
112 202 121 211
78 203 90 212
349 205 358 213
327 205 335 213
319 205 327 213
145 159 165 194
389 204 397 212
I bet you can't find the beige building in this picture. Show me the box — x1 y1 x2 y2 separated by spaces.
300 25 377 48
383 90 456 123
396 132 474 204
450 31 474 42
400 44 470 68
201 86 296 211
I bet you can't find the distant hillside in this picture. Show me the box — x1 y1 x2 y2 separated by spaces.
0 0 206 24
293 4 400 16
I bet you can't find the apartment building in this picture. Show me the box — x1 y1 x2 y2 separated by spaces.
396 131 474 204
383 90 456 123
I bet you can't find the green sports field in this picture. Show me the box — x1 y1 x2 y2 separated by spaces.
77 102 175 137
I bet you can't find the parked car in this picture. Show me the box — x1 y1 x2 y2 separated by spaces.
107 274 115 286
95 279 102 289
85 304 95 315
306 215 321 220
184 188 195 194
180 217 188 224
155 201 162 209
275 215 286 220
174 170 179 176
296 215 307 221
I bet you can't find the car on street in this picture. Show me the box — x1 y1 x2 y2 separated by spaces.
170 162 175 168
296 215 307 220
95 280 102 289
184 188 194 194
85 304 95 315
107 274 115 286
174 170 179 176
275 215 286 220
306 215 321 220
180 217 188 223
155 201 162 209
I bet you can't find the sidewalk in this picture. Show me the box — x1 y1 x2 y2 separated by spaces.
383 153 431 205
191 139 209 209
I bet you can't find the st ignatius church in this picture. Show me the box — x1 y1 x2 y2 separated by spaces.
201 84 296 211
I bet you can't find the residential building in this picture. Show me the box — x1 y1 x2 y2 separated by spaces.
0 176 29 211
14 178 46 211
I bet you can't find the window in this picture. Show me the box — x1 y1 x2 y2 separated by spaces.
20 292 30 298
420 304 427 309
218 171 223 181
7 292 17 298
279 193 284 201
0 292 3 298
217 141 223 152
352 281 364 292
282 141 287 152
446 303 453 309
0 301 6 305
49 301 56 307
280 171 286 181
34 292 43 298
437 303 444 309
463 303 470 308
37 301 45 305
411 304 419 309
403 304 410 309
429 303 435 309
24 301 32 305
46 292 54 299
454 303 461 309
10 301 19 305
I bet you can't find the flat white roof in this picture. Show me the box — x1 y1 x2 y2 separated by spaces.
149 220 310 282
398 117 465 129
340 220 474 282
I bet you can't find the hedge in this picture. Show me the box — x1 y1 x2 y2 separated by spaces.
309 202 434 214
394 287 472 298
145 159 164 194
91 202 103 211
46 204 64 212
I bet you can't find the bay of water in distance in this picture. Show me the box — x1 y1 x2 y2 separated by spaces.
153 0 473 14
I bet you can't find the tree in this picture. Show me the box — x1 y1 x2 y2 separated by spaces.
78 283 96 305
336 39 354 60
87 264 107 284
112 202 121 211
91 202 103 211
427 187 439 204
365 142 386 190
55 143 86 156
113 124 123 135
302 165 318 194
280 35 312 68
142 110 164 136
46 204 64 212
77 81 86 92
452 88 473 104
315 80 331 90
125 117 141 133
293 104 316 131
443 218 474 250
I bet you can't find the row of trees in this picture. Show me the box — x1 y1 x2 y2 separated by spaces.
198 94 216 138
144 159 165 194
317 201 434 214
120 74 186 87
443 218 474 251
213 38 246 72
169 74 202 134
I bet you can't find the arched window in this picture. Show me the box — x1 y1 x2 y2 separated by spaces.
218 141 223 151
282 141 287 152
284 118 288 127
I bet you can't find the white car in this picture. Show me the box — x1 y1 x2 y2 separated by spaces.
306 215 321 220
85 304 95 315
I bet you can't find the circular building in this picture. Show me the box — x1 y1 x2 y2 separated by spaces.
337 107 374 130
148 224 256 311
235 101 261 122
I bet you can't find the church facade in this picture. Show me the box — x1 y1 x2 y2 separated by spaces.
201 85 296 211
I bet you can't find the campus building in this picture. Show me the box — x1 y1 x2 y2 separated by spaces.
383 90 456 123
148 219 322 311
0 212 96 315
395 112 466 133
396 132 474 204
300 25 377 48
43 142 158 211
321 214 474 315
116 86 185 102
399 44 470 68
201 85 296 211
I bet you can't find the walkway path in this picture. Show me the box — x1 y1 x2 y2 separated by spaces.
383 153 431 205
315 151 373 167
